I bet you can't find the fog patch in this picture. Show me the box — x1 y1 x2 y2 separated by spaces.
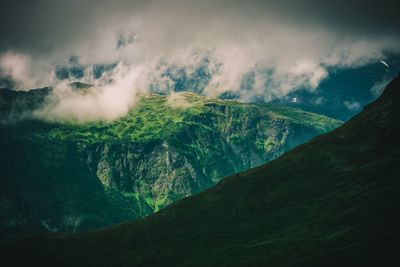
34 63 146 122
343 100 361 111
371 77 392 97
0 52 56 90
166 92 194 109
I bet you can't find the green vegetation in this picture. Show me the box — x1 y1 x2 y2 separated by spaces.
0 91 341 239
3 76 399 267
19 92 339 144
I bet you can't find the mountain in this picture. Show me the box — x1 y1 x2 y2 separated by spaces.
152 53 400 121
16 53 400 121
3 75 399 267
0 87 50 121
270 57 400 121
0 90 340 240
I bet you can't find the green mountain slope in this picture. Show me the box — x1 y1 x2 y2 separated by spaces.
0 91 340 239
3 75 399 266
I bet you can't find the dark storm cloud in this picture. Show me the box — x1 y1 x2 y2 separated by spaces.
0 0 398 55
0 0 149 54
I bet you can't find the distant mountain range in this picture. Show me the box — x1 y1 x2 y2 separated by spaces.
0 88 340 240
3 53 398 121
3 75 398 266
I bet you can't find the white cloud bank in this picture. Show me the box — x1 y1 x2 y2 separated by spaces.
0 0 399 121
0 52 55 90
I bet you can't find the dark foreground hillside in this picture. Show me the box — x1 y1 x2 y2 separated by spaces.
0 90 340 239
2 75 400 266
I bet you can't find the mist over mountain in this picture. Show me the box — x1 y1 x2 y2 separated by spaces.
1 0 399 122
2 68 399 267
0 89 340 240
2 53 399 122
0 1 399 264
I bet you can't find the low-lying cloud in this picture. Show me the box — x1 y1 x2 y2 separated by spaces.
1 0 399 121
370 77 393 97
343 100 361 112
0 52 55 90
34 63 147 122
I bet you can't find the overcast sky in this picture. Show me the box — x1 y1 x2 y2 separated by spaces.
1 0 399 60
0 0 399 120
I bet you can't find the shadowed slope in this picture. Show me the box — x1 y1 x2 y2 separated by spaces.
0 91 340 239
2 75 400 266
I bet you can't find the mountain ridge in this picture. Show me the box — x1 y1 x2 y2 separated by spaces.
3 75 398 266
0 90 340 240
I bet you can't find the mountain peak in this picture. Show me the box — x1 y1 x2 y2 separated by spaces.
2 78 399 267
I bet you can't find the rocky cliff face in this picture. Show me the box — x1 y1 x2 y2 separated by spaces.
0 91 341 239
6 76 399 267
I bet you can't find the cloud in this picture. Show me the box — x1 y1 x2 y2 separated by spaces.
166 93 194 109
1 0 399 121
2 0 399 66
371 77 392 97
34 63 146 122
0 52 56 90
343 100 361 111
313 97 326 105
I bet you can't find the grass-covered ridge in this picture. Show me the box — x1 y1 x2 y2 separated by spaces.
0 91 342 239
4 73 399 267
23 92 341 144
